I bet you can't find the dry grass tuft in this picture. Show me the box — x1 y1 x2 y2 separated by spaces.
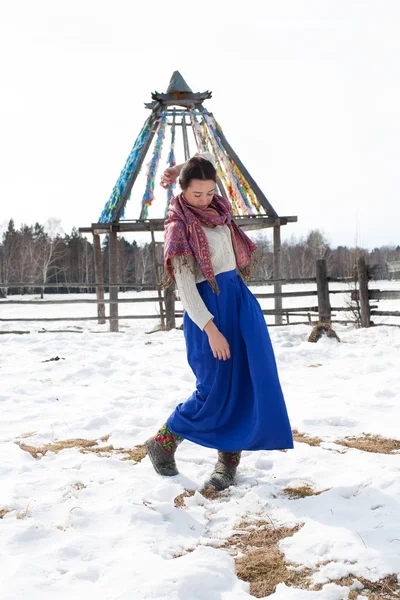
292 429 322 447
229 522 312 597
71 482 86 491
229 520 400 598
0 508 12 519
318 573 400 599
336 434 400 455
236 548 314 597
174 490 196 508
17 438 147 463
283 484 328 499
174 486 230 508
119 445 147 462
308 322 341 343
200 487 229 501
18 438 97 459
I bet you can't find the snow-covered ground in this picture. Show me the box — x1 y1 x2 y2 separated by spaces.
0 288 400 599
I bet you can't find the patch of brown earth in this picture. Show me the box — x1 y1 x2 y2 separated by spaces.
315 573 400 599
174 490 196 508
174 487 230 508
283 484 329 499
17 437 147 462
336 434 400 455
228 522 312 597
0 508 12 519
229 521 400 598
292 429 322 447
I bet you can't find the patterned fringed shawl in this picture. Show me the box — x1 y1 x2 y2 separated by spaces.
164 193 257 292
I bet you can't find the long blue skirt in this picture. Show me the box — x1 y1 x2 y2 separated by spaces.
167 269 293 452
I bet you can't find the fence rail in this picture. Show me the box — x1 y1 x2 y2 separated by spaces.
1 259 398 331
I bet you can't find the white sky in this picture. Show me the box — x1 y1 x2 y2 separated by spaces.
1 0 399 249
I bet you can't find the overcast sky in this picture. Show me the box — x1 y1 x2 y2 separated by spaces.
1 0 399 248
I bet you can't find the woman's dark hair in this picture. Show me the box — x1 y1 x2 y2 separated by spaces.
179 156 217 191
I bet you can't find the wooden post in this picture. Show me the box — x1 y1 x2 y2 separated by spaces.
273 222 282 325
357 257 371 328
181 115 191 160
109 229 119 332
150 225 165 328
316 259 331 323
93 233 106 324
164 282 176 330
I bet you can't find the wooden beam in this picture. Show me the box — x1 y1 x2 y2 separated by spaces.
79 216 297 235
93 233 106 324
109 230 119 332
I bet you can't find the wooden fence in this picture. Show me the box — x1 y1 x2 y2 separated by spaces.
1 259 399 333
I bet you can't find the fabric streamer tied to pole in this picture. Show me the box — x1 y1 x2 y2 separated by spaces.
141 113 167 220
165 112 177 217
202 114 250 215
189 110 208 153
99 117 152 223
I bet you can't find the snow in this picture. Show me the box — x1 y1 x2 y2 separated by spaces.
1 289 400 599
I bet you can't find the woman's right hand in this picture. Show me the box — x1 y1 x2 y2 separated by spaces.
204 321 231 361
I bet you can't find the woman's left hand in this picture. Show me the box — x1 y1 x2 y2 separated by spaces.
204 320 231 361
160 167 178 189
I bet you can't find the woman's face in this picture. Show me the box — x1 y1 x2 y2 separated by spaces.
183 179 216 209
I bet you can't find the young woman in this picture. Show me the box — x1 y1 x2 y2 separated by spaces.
144 153 293 490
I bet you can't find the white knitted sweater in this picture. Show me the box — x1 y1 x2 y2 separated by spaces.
172 225 236 330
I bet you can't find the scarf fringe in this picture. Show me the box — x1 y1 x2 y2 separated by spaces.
238 250 260 283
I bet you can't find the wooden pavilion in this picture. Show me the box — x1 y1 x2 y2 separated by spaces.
79 72 297 331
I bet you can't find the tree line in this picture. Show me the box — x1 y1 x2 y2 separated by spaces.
0 219 399 296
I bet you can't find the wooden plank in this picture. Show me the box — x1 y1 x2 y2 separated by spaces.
388 261 400 273
93 233 106 324
369 290 400 300
316 259 331 323
255 291 317 299
273 223 282 325
352 289 400 301
0 315 162 322
357 257 371 327
109 230 119 332
0 282 159 289
371 310 400 317
0 330 30 334
0 297 164 305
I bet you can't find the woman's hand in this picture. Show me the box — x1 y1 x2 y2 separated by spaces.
160 167 179 189
204 320 231 361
